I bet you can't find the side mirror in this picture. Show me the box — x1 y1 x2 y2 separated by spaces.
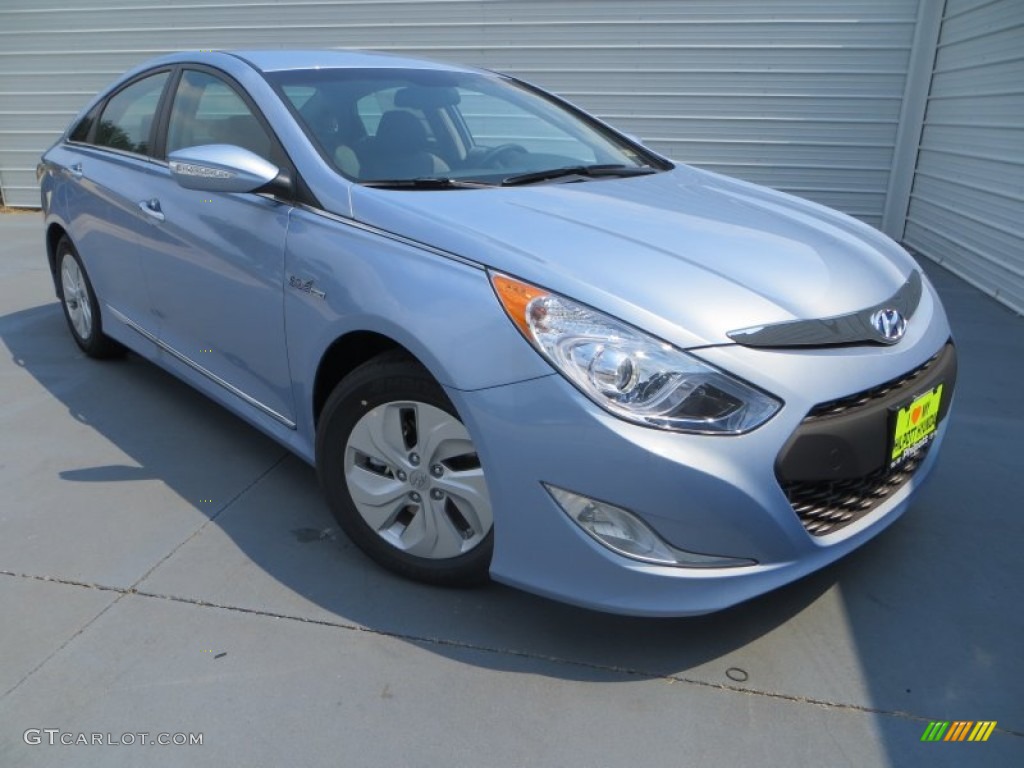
168 144 279 193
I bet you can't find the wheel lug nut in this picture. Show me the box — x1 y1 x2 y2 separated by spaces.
396 470 407 482
430 464 444 477
430 489 443 500
409 491 421 502
409 453 420 466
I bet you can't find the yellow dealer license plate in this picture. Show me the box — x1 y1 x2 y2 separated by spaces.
889 384 944 468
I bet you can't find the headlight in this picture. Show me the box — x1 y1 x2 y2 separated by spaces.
491 273 781 433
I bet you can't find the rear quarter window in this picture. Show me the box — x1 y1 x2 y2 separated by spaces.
68 106 99 143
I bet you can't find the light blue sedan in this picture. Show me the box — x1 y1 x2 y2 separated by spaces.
38 50 957 616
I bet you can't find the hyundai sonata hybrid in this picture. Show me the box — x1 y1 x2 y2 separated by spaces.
38 50 956 616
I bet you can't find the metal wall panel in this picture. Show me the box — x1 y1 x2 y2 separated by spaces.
903 0 1024 314
2 0 917 223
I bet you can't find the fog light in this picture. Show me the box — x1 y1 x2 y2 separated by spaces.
545 484 755 568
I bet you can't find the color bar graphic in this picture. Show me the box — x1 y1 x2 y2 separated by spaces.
920 720 996 742
967 721 997 742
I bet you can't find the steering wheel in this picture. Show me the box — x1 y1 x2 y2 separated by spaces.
478 143 528 169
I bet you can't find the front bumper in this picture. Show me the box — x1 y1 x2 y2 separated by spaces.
448 294 954 616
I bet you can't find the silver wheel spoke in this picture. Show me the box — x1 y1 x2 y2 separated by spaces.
60 264 76 297
60 255 92 339
346 468 408 529
346 404 409 469
401 499 466 558
414 404 475 464
434 467 492 536
78 293 92 337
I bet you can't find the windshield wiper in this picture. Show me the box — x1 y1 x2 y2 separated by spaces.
501 164 658 187
361 177 492 190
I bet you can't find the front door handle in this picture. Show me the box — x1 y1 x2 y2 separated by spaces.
67 162 83 179
138 198 165 223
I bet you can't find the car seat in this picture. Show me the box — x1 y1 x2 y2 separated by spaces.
361 110 449 180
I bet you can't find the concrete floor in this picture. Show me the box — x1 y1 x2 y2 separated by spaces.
1 212 1021 767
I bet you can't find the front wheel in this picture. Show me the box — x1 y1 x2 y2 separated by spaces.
316 352 494 586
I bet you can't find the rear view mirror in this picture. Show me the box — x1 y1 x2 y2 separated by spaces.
394 86 461 110
168 144 279 193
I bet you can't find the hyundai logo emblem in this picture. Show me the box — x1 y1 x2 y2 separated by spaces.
870 308 907 343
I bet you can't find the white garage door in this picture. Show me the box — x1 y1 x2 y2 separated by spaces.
1 0 918 225
903 0 1024 314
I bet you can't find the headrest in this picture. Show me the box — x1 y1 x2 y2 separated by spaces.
374 110 428 152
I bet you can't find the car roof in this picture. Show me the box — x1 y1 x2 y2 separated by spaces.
228 49 478 74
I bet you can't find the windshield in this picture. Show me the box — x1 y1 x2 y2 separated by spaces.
266 67 667 186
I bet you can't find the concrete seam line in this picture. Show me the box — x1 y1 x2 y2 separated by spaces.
126 450 290 593
1 569 1020 738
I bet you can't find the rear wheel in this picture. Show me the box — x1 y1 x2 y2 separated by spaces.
56 237 123 358
316 352 493 585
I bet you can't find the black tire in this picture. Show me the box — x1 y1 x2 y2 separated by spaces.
55 236 124 359
316 351 493 586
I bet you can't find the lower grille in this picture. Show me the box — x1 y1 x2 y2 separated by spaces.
776 342 956 538
782 445 930 536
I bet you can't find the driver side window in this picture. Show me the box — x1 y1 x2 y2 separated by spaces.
166 70 274 162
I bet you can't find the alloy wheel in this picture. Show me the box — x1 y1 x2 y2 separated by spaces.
344 400 492 560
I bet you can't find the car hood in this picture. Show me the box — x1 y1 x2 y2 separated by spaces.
348 166 917 348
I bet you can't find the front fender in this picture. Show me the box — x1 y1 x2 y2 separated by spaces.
283 207 553 436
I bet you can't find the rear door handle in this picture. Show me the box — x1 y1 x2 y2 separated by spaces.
138 198 165 223
67 162 83 179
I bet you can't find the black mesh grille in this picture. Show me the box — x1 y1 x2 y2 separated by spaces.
781 446 929 536
779 346 953 537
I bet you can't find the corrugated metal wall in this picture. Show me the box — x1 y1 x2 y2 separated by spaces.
903 0 1024 314
1 0 918 227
